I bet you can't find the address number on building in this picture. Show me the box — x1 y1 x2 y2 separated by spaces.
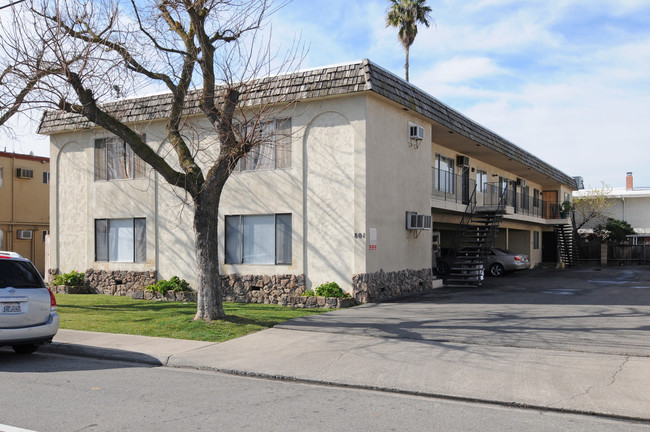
354 232 366 239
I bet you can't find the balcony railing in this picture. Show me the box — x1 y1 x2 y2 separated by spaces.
432 168 564 220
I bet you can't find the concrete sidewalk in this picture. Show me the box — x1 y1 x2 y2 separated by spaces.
39 328 650 422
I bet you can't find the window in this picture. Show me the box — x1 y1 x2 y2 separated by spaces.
522 186 530 210
225 214 292 265
476 170 488 193
0 230 3 249
238 119 292 171
43 172 50 184
95 218 146 262
95 137 146 181
434 154 454 193
42 230 49 242
0 166 3 187
533 189 540 207
533 231 540 250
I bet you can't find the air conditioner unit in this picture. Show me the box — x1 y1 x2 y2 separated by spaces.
456 155 470 167
516 178 527 187
406 212 432 230
16 168 34 179
17 230 33 240
409 125 425 141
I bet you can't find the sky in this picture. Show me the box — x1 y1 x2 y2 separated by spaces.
4 0 650 189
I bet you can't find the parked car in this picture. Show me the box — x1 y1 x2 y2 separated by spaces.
437 247 530 278
486 247 530 277
0 251 59 354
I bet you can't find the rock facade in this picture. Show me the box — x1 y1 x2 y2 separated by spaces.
84 269 157 297
352 268 433 303
221 273 306 304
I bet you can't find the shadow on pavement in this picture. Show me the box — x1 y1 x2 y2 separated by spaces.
0 344 160 371
277 267 650 356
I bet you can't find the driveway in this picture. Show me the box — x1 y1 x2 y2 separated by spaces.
277 267 650 357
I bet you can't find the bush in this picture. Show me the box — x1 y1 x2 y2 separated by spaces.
314 282 350 299
52 270 84 287
146 276 192 295
301 290 316 297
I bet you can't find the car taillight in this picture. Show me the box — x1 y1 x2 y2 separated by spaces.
48 288 57 310
514 256 521 262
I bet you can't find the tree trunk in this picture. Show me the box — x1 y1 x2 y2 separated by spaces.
193 182 225 321
405 46 410 82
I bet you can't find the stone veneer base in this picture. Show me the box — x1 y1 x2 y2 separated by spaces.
352 268 434 303
50 268 434 308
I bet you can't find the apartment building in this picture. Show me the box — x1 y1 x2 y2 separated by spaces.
39 60 577 302
0 151 50 274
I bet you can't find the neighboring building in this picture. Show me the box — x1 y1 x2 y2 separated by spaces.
0 151 50 274
574 172 650 244
39 60 577 302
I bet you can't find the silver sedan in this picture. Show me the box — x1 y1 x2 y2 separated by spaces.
0 251 59 354
487 247 531 277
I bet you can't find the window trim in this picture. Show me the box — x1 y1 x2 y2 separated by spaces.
94 217 146 263
434 154 455 193
94 136 146 182
476 169 488 193
236 119 292 172
225 213 292 265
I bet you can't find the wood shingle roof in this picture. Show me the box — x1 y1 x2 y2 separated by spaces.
38 59 576 189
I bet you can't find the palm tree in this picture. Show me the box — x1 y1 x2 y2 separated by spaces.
386 0 432 82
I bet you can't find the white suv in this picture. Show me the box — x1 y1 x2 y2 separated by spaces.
0 251 59 354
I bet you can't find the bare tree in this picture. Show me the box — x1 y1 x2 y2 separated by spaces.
573 182 613 231
0 0 301 320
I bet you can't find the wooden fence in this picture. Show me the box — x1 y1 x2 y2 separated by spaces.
579 241 650 265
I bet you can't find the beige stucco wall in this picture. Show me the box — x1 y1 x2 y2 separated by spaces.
364 95 432 273
49 95 370 292
219 95 367 292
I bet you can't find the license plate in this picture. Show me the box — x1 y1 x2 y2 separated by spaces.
2 302 21 313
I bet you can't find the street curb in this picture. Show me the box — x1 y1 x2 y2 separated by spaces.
171 364 650 425
36 342 650 425
39 342 168 366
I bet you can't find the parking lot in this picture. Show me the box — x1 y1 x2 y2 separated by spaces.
278 266 650 356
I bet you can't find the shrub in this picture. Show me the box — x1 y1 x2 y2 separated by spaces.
301 290 316 297
52 270 84 287
146 276 192 295
314 282 350 299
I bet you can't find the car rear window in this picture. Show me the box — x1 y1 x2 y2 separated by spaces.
0 260 46 288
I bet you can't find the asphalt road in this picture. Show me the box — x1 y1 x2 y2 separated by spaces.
0 352 647 432
277 267 650 356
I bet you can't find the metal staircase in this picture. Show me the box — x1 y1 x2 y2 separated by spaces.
443 186 506 288
555 223 580 267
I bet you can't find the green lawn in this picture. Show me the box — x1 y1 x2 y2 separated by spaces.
55 294 330 342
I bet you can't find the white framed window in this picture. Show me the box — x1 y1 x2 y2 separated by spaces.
43 172 50 184
434 154 454 193
237 119 292 171
42 230 49 242
95 218 146 262
95 137 146 181
225 214 292 265
476 170 488 193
